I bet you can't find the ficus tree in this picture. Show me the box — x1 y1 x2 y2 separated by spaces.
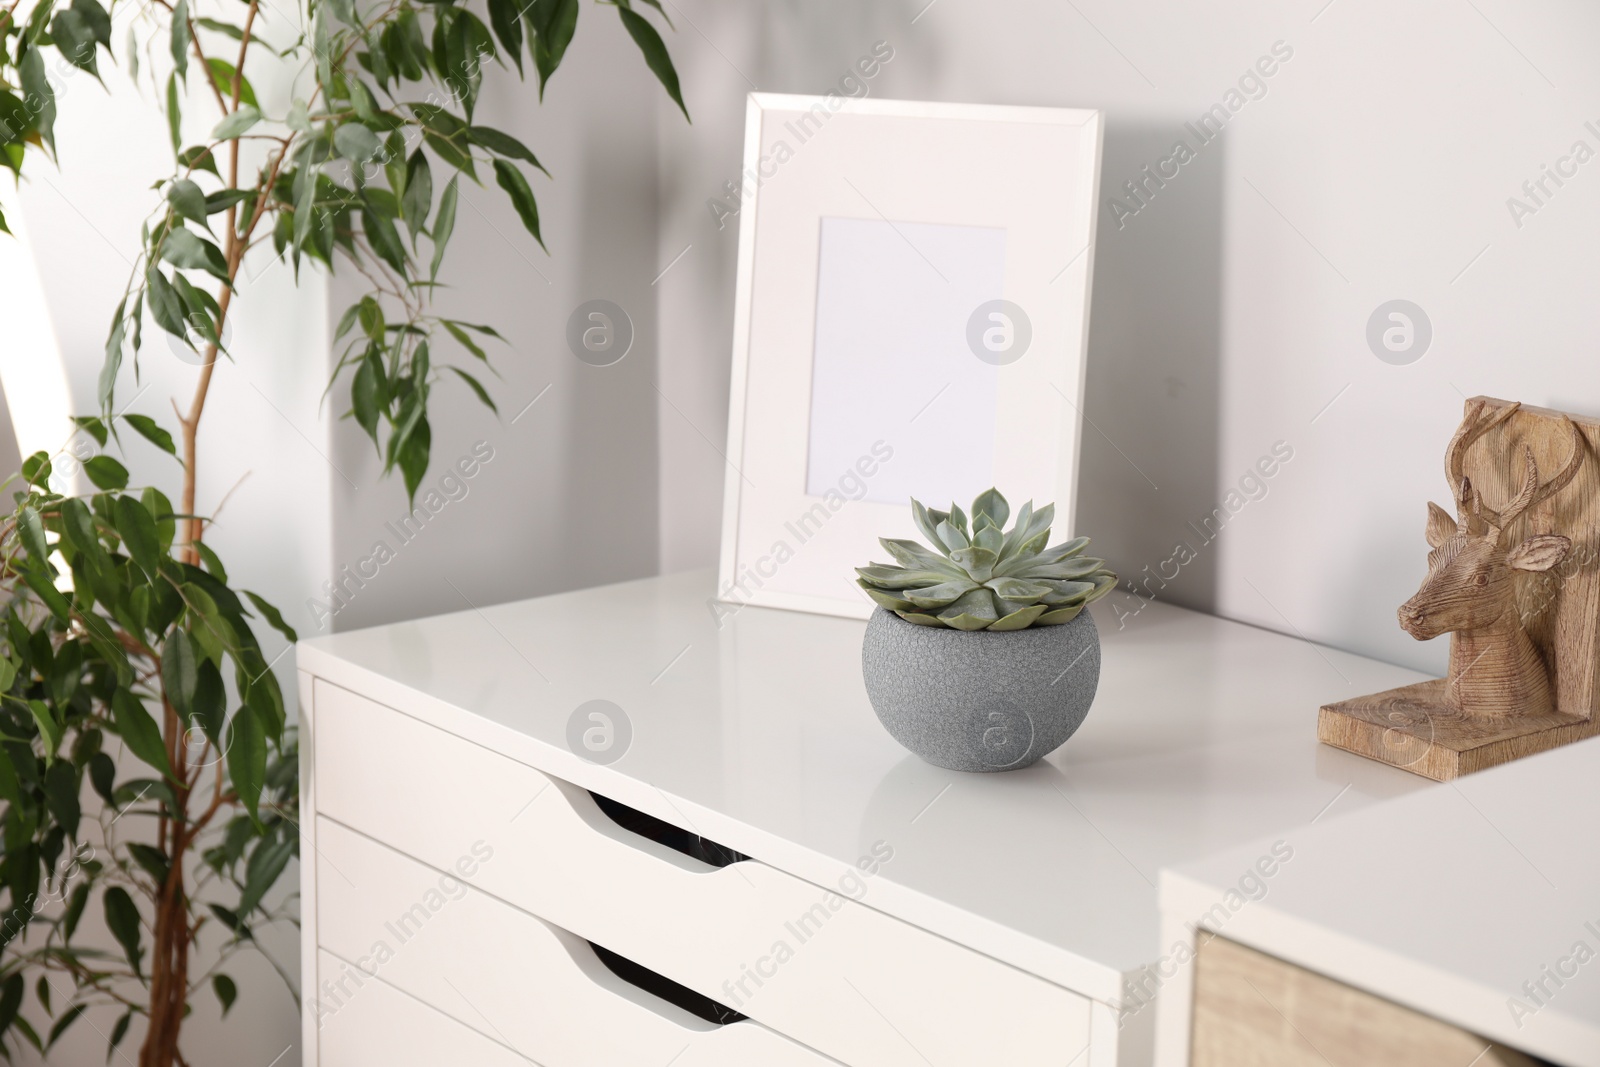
0 0 684 1061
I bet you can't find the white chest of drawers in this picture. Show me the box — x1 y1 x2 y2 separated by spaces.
296 570 1430 1066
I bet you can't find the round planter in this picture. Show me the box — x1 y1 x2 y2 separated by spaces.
860 607 1101 772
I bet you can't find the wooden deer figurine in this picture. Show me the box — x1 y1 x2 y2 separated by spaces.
1397 401 1583 719
1320 397 1600 780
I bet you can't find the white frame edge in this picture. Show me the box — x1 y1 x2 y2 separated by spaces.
717 93 1105 616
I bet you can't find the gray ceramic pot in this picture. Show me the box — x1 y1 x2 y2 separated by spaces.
861 607 1101 772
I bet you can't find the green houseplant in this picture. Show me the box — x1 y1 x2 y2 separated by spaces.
858 489 1116 771
0 0 684 1062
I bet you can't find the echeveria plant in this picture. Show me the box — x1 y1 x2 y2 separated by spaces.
856 489 1116 631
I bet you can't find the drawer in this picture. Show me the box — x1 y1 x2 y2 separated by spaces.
314 816 837 1066
311 680 1091 1067
315 948 531 1067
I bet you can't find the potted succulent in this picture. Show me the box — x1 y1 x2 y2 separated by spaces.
857 489 1117 771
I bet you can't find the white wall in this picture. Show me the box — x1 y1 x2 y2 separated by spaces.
652 0 1600 681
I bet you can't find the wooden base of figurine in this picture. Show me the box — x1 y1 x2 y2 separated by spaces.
1319 681 1600 781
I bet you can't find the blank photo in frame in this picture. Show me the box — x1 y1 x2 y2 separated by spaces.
718 94 1104 619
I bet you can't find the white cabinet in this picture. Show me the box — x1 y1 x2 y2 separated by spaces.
298 569 1435 1066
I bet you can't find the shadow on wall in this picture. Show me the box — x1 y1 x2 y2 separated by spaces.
1077 120 1226 620
0 387 21 489
562 96 662 580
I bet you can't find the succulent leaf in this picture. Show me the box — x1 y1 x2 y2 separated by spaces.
895 609 951 626
986 576 1054 601
911 499 947 554
903 579 979 608
989 603 1048 631
858 581 918 611
865 489 1117 630
855 565 950 590
971 487 1009 529
1011 558 1103 581
879 538 962 575
1039 579 1096 605
935 519 969 554
1036 604 1085 625
950 545 998 581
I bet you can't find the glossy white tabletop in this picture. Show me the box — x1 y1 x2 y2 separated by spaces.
1163 734 1600 1065
298 570 1429 1002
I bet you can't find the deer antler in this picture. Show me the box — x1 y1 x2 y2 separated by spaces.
1445 399 1521 513
1482 414 1585 534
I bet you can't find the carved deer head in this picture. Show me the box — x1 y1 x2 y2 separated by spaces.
1397 402 1584 718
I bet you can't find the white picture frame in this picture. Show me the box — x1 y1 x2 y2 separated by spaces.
717 94 1104 620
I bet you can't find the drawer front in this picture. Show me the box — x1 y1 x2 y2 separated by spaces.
315 816 837 1066
312 680 1091 1067
315 949 531 1067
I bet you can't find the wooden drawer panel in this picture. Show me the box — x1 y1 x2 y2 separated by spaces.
1192 934 1538 1067
315 816 837 1066
311 680 1091 1067
315 949 531 1067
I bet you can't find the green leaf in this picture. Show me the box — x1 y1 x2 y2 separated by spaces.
170 0 189 80
51 9 101 80
82 456 127 492
111 690 174 780
144 266 190 341
334 122 381 162
194 541 227 582
121 414 177 456
528 0 578 97
165 72 182 154
614 5 688 121
286 98 312 136
87 753 116 807
71 0 111 46
21 451 52 485
0 975 21 1039
401 149 432 238
213 975 237 1017
487 0 523 75
166 178 209 229
467 126 546 174
108 1010 133 1060
161 227 231 283
28 699 61 761
397 413 430 504
227 706 266 821
243 591 298 643
430 176 457 281
207 57 256 108
362 207 407 274
19 48 56 154
237 834 293 914
162 629 199 719
47 1005 86 1049
441 319 489 362
63 882 89 941
192 660 225 747
43 759 80 837
103 887 144 977
19 505 51 566
493 160 544 250
446 366 497 414
113 495 161 580
142 485 177 549
212 105 260 140
127 843 170 887
178 145 220 178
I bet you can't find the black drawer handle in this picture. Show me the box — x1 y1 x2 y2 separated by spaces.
588 790 750 868
589 941 748 1025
